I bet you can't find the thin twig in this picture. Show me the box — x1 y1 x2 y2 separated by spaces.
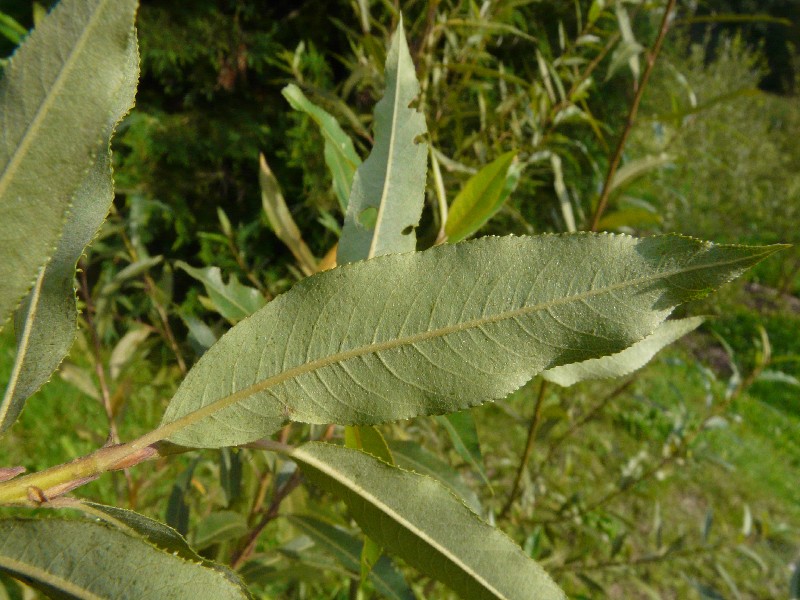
230 468 303 570
552 543 720 573
500 379 548 517
589 0 677 231
540 378 635 468
78 260 121 447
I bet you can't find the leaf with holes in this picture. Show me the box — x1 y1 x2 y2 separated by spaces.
337 16 427 264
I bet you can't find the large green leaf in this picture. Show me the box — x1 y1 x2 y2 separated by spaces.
542 317 704 387
0 0 139 328
337 17 428 264
294 442 566 600
445 151 518 243
159 234 778 448
0 518 249 599
282 84 361 213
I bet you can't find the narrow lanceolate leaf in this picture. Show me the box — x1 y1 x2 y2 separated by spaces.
0 519 250 600
288 515 415 600
542 317 705 387
159 234 779 448
294 442 566 600
337 17 428 264
445 151 518 243
282 84 361 213
259 153 318 276
0 0 139 328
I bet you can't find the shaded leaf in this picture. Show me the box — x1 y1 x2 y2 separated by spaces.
337 17 428 264
166 459 198 536
288 515 415 600
0 0 138 328
192 511 248 551
436 411 489 487
177 262 266 324
109 326 150 381
542 317 704 387
294 442 566 600
282 84 361 213
259 153 318 276
160 234 780 448
0 518 249 599
609 154 672 194
445 151 518 243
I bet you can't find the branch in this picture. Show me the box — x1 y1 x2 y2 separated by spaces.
589 0 677 231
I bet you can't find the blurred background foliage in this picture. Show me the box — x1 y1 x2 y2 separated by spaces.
1 0 799 598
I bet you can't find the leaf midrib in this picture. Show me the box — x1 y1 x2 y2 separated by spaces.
367 39 404 259
153 249 767 443
0 0 112 199
294 445 509 599
0 267 44 425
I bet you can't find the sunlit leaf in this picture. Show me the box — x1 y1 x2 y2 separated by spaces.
294 442 566 600
160 234 780 448
445 151 519 243
337 16 428 264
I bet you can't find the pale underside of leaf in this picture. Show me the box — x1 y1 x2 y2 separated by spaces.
0 0 139 328
542 316 705 387
0 518 249 600
294 442 567 600
337 16 428 264
159 234 778 449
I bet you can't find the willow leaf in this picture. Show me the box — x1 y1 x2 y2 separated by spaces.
337 17 428 264
282 84 361 213
542 317 704 387
159 234 779 448
294 442 566 600
0 518 249 600
0 0 138 328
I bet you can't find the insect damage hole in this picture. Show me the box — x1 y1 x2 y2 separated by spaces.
358 206 378 229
